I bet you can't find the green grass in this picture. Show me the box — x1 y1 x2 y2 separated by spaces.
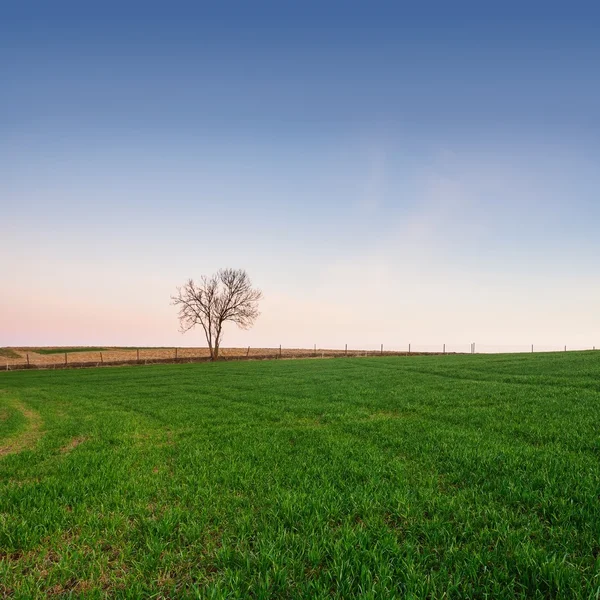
0 398 27 441
0 348 20 359
1 353 599 598
32 347 108 355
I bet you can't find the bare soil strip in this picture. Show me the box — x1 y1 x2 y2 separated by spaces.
60 436 87 454
0 400 43 457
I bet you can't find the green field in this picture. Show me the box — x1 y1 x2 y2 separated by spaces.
1 353 599 598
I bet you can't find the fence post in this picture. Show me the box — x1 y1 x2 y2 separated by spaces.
27 353 30 368
564 345 567 352
443 343 445 354
381 344 383 355
408 343 411 354
65 352 68 366
246 346 250 357
100 352 103 364
345 343 347 356
532 344 534 353
175 347 178 361
137 348 140 362
279 344 282 358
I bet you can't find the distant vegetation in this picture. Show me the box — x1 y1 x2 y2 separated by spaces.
33 347 108 355
1 352 599 596
29 347 179 355
0 348 19 359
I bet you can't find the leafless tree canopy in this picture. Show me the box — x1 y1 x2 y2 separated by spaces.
171 268 262 360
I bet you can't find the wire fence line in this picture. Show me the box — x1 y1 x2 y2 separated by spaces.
382 343 598 354
3 347 438 372
2 343 598 372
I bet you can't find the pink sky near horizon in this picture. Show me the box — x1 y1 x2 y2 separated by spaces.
3 255 599 353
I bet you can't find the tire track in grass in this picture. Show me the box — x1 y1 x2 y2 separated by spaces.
0 397 43 458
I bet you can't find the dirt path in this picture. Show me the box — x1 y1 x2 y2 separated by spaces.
0 399 43 457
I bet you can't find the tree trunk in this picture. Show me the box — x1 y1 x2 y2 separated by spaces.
213 325 222 361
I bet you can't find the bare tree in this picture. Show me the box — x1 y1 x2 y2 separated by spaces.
171 268 262 360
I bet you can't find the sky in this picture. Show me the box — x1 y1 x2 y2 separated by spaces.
2 1 600 352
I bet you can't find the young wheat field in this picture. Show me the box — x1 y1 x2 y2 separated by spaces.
1 353 599 598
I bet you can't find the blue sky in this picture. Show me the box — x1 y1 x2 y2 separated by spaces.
2 1 600 350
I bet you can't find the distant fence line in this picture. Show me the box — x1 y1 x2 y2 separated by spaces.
4 348 440 372
2 343 599 372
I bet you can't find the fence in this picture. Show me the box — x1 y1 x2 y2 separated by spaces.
2 343 598 372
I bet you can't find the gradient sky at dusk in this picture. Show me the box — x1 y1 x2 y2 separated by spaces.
2 1 600 351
